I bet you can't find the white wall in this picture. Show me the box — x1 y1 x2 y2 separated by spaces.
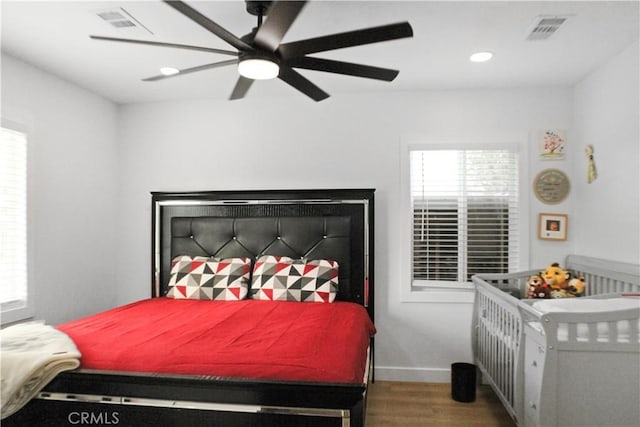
1 53 120 325
572 41 640 264
117 88 573 381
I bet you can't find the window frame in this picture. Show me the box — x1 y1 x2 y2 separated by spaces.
400 137 529 303
1 117 34 325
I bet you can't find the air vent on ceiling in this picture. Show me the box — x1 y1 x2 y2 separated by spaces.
526 15 570 41
93 7 152 35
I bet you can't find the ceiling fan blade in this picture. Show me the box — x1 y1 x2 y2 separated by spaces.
164 0 252 52
229 76 255 100
278 22 413 58
286 57 399 81
90 35 238 56
142 59 237 82
278 65 329 102
254 1 307 52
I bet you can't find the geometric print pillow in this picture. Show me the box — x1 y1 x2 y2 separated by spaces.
166 256 251 301
251 255 338 303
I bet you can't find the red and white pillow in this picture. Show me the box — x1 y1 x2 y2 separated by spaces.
166 256 251 301
251 255 339 303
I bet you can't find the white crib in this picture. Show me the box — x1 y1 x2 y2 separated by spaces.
472 255 640 426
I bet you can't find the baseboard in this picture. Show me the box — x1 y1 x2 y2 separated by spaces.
374 366 451 383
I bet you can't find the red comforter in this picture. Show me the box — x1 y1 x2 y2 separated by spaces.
57 298 375 384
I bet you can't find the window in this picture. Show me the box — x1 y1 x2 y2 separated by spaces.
1 120 32 324
409 147 520 289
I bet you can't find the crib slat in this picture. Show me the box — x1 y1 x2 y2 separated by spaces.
608 321 618 342
588 322 598 342
629 318 639 340
567 323 577 342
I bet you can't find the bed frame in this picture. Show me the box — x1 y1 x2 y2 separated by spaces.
472 255 640 426
5 189 375 427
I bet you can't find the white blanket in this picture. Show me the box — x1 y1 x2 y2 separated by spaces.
1 322 81 419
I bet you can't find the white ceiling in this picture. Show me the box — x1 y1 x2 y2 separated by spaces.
2 1 638 104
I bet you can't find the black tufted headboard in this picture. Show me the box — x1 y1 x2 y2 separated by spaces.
151 189 375 320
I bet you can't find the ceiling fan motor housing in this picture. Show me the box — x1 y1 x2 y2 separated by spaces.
239 50 279 64
246 1 273 17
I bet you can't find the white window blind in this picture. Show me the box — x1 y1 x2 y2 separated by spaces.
1 124 28 311
410 148 519 284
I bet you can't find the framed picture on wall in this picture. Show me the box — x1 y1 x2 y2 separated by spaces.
539 129 566 160
538 213 568 241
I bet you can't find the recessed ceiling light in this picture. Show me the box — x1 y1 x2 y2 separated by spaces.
160 67 180 76
469 51 493 63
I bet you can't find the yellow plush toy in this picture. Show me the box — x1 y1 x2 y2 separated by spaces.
541 262 571 290
541 262 574 298
539 263 587 298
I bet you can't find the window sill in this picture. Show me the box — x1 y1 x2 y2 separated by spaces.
1 305 35 326
402 284 475 303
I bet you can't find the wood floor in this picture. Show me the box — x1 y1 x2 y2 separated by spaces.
365 381 516 427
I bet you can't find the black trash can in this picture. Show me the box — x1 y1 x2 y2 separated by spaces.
451 362 476 402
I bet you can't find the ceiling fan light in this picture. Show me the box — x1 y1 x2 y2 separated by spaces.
238 58 279 80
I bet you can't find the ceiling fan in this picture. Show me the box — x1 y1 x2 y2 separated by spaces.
91 0 413 101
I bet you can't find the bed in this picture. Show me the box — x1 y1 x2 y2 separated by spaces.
472 255 640 426
4 189 375 427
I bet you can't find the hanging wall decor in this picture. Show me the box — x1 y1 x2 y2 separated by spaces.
533 168 570 204
585 145 598 183
539 129 566 160
538 213 568 240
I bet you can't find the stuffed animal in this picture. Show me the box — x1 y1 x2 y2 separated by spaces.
566 276 586 297
527 275 551 299
529 283 551 299
541 263 571 290
550 289 572 298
